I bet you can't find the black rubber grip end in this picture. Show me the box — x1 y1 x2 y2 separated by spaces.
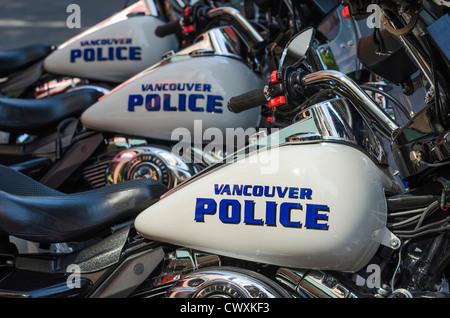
228 87 267 113
155 20 181 37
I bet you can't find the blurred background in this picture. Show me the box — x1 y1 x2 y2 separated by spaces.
0 0 139 50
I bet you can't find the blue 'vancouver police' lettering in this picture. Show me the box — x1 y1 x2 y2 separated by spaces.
194 184 330 230
127 82 223 113
69 38 142 62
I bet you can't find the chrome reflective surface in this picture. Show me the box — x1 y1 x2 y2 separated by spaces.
143 24 259 73
193 27 244 57
158 96 391 199
144 7 264 71
106 146 198 188
155 70 399 198
165 267 290 298
276 268 360 298
289 98 386 164
302 70 399 138
150 249 221 290
279 27 315 68
207 7 264 48
144 0 159 16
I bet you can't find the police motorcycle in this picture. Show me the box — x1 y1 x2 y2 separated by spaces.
0 3 378 299
4 1 337 191
0 24 433 300
147 0 450 298
2 0 364 264
6 0 364 193
0 0 264 182
7 2 274 194
0 0 179 99
0 0 185 173
0 23 360 300
100 1 450 299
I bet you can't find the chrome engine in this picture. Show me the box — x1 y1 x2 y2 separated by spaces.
161 265 366 298
106 146 199 188
82 140 208 189
165 267 291 298
128 247 380 298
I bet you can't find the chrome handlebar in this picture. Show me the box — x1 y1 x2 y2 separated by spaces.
207 7 264 47
302 70 399 138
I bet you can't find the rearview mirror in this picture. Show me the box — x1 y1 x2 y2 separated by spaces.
279 27 315 69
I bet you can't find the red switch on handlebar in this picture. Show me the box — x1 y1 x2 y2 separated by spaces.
182 25 195 34
270 70 278 83
268 96 286 108
184 6 190 17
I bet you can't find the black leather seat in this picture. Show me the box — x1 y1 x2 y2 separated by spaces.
0 43 54 77
0 165 168 244
0 88 104 134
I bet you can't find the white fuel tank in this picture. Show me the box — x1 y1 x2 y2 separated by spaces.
43 2 177 83
80 54 264 142
135 141 394 272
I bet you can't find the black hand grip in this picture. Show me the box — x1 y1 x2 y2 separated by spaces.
155 20 182 37
227 87 267 113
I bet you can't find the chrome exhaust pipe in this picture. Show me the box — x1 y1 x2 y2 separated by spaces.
276 268 369 298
